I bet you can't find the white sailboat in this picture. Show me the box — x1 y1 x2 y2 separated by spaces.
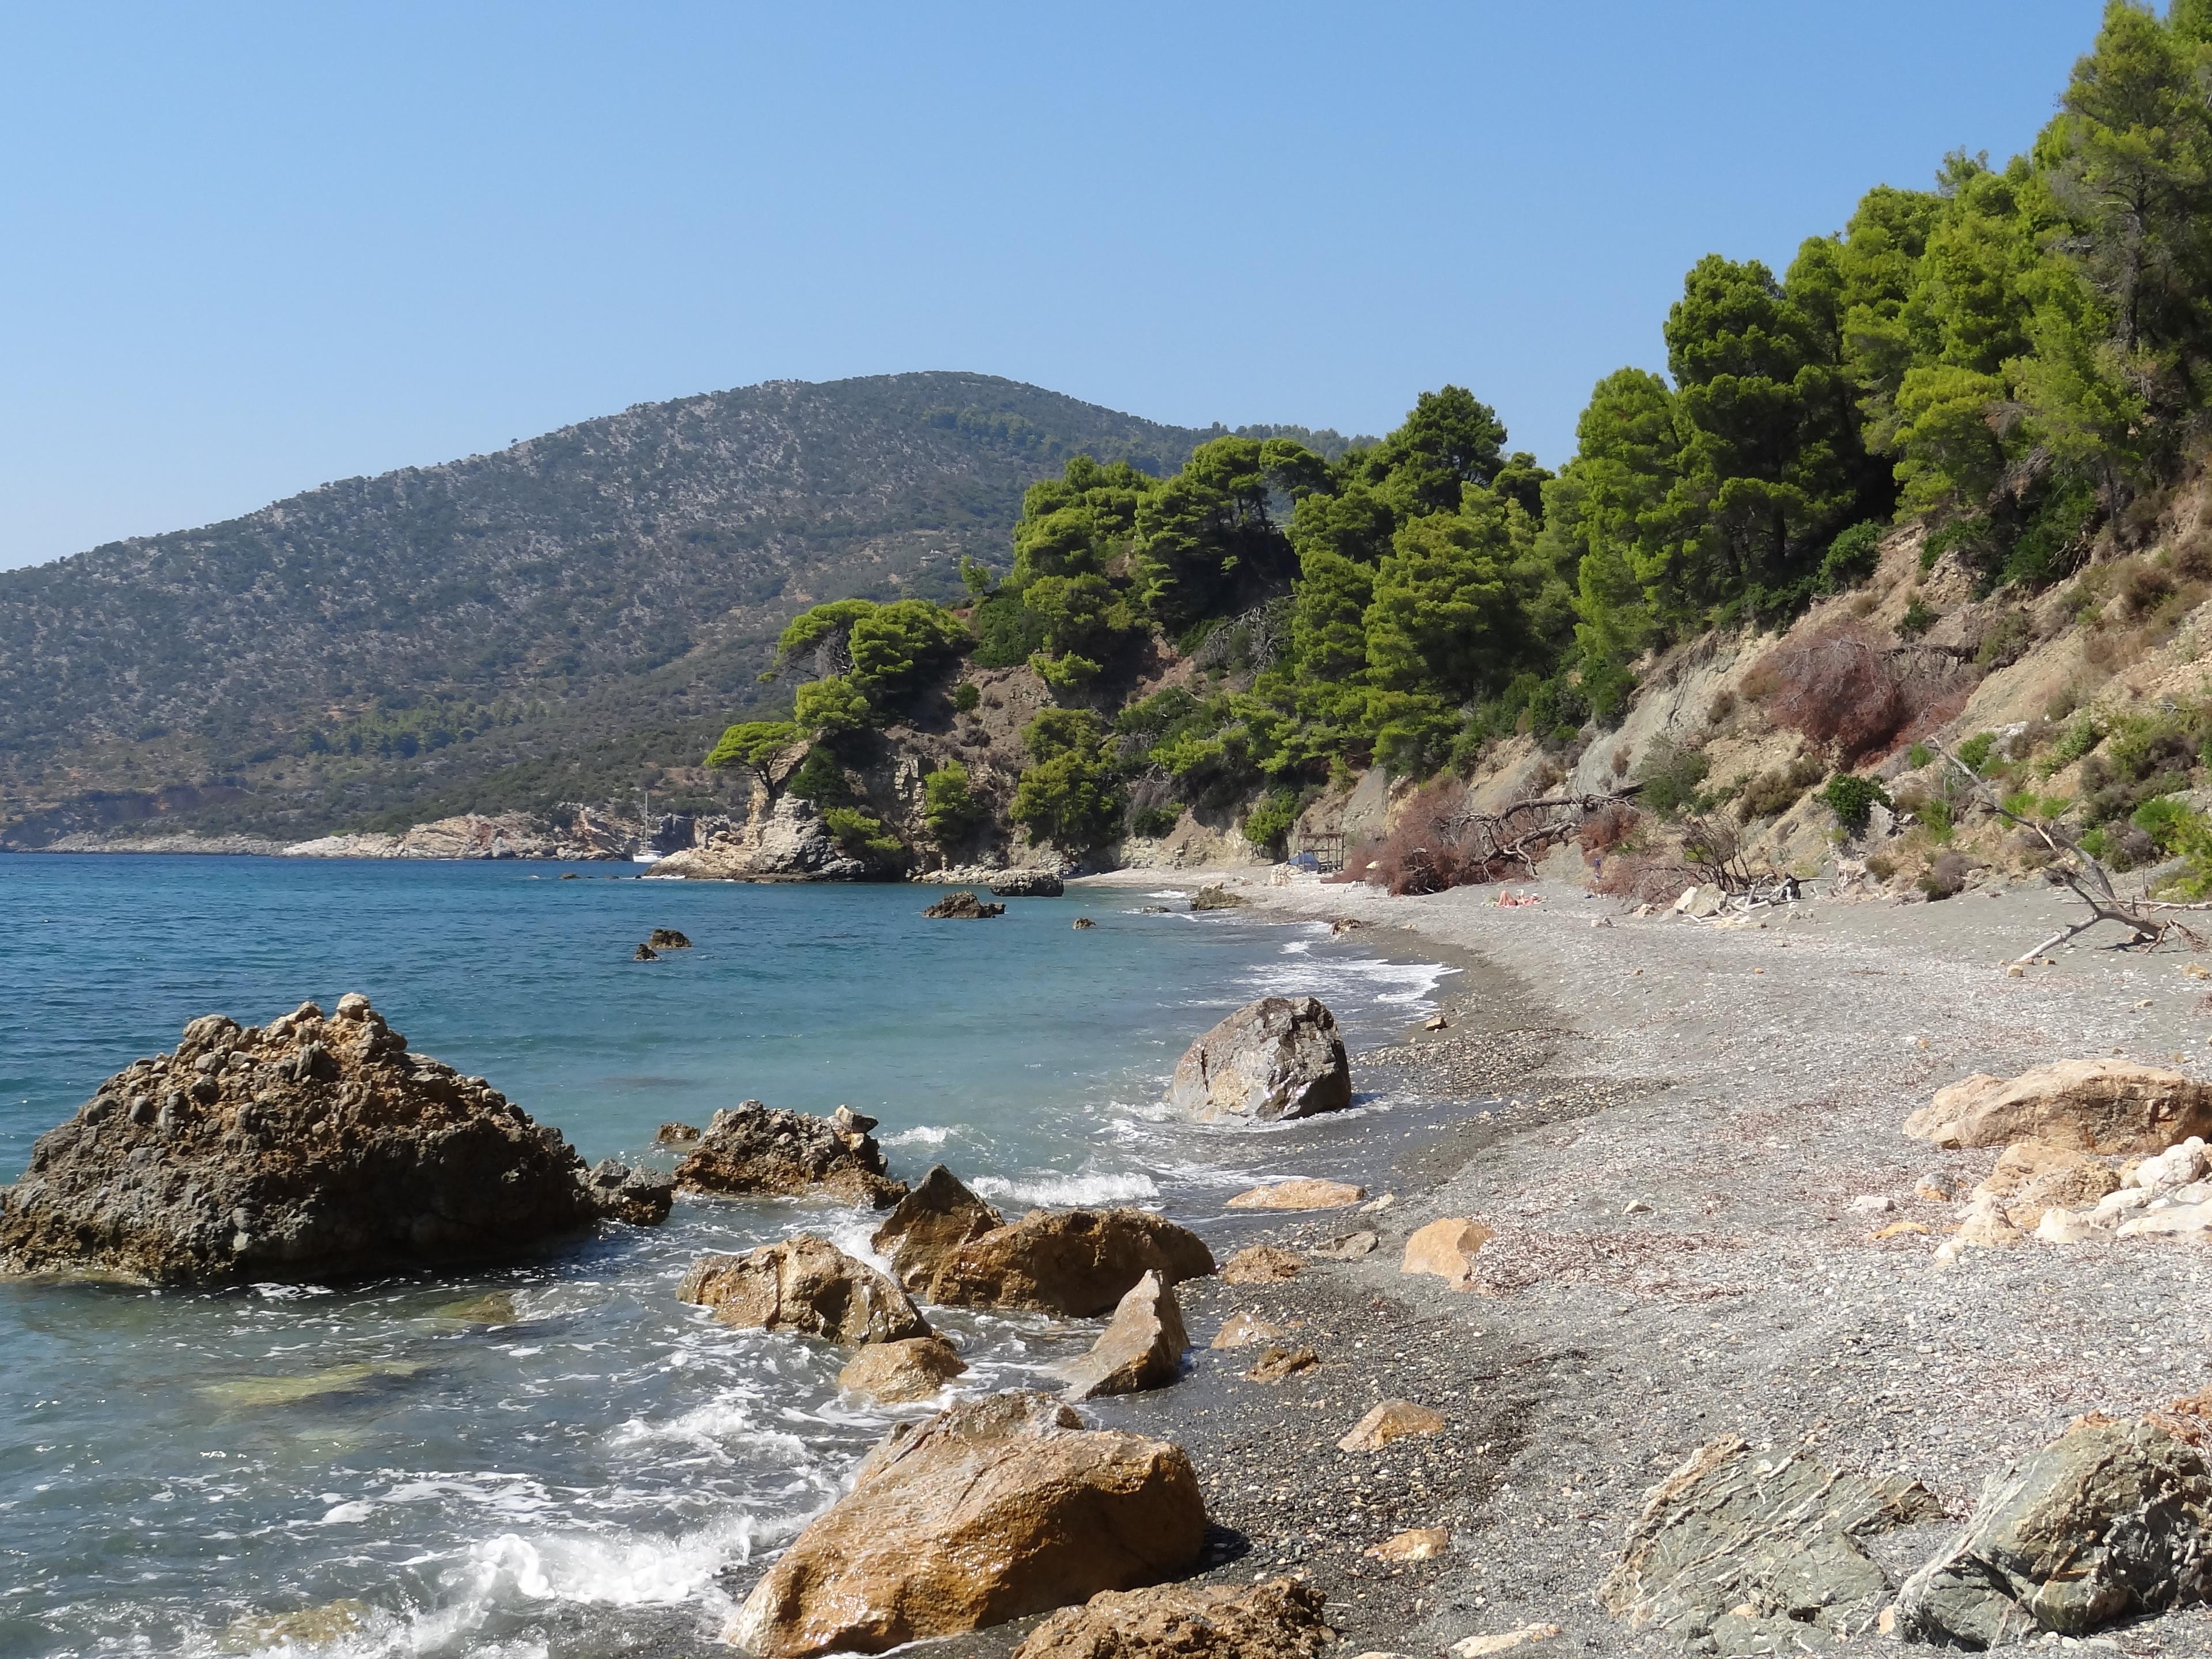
631 787 664 865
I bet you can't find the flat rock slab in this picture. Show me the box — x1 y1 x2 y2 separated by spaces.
679 1234 929 1346
728 1391 1207 1656
1012 1575 1331 1658
1905 1058 2212 1153
1226 1179 1368 1210
1339 1400 1445 1452
1597 1435 1941 1654
1896 1413 2212 1646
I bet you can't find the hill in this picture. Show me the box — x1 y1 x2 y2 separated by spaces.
0 373 1355 845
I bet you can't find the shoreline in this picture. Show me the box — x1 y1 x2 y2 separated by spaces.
1040 866 2212 1654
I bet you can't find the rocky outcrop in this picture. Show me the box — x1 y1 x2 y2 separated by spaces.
1051 1271 1188 1402
872 1165 1004 1283
657 791 881 882
838 1335 968 1403
1012 1577 1331 1659
990 870 1066 898
1166 998 1351 1124
900 1208 1215 1317
1599 1437 1942 1654
678 1235 930 1345
921 889 1005 918
0 995 646 1286
1905 1059 2212 1153
673 1101 907 1209
1896 1412 2212 1646
1188 885 1248 911
726 1391 1208 1657
281 808 643 861
584 1158 675 1226
647 928 692 949
632 943 660 961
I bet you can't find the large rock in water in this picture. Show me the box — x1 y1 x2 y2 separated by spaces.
1166 997 1351 1124
1013 1577 1332 1658
1904 1058 2212 1153
0 995 649 1286
872 1164 1005 1282
901 1207 1216 1317
990 870 1065 898
726 1391 1208 1657
1598 1435 1941 1654
679 1235 930 1345
1895 1412 2212 1645
921 889 1005 919
674 1101 907 1209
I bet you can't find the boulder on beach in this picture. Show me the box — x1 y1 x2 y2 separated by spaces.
990 870 1065 898
1400 1217 1494 1287
872 1164 1004 1283
1904 1059 2212 1154
675 1101 907 1209
902 1207 1215 1318
1338 1399 1445 1451
1012 1577 1332 1659
1050 1270 1188 1402
922 890 1005 919
1210 1310 1286 1350
1226 1178 1366 1211
1895 1410 2212 1646
839 1335 968 1404
1166 997 1351 1125
1599 1435 1941 1652
0 995 650 1286
726 1391 1208 1657
647 928 694 949
1188 885 1248 911
1222 1245 1303 1285
679 1234 930 1346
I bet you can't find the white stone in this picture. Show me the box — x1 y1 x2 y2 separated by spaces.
2117 1202 2212 1238
2035 1207 2099 1244
1847 1195 1894 1214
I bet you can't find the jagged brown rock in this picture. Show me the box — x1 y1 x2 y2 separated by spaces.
679 1234 930 1345
674 1100 907 1209
1166 997 1351 1124
0 995 646 1286
726 1391 1207 1656
1051 1271 1188 1401
922 889 1005 919
838 1335 968 1403
647 927 693 949
900 1207 1215 1317
872 1164 1003 1283
1012 1576 1332 1658
1905 1058 2212 1153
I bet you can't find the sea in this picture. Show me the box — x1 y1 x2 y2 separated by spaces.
0 855 1454 1658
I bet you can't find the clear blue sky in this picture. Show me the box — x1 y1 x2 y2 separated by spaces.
0 1 2107 570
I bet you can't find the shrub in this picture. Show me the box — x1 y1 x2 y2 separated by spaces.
1818 521 1885 591
1819 773 1891 836
1634 739 1710 819
1920 796 1955 843
1127 802 1181 839
1898 595 1938 639
1906 743 1933 770
1242 789 1301 858
2041 715 2104 774
1355 781 1475 895
1918 850 1970 900
952 681 981 714
2135 796 2212 898
922 762 983 844
795 675 872 737
1012 709 1122 851
787 745 853 805
1707 689 1737 725
821 806 904 861
1578 801 1642 854
1955 731 1996 774
1974 609 2036 670
968 589 1048 669
1864 851 1897 882
1734 754 1825 823
1763 622 1973 764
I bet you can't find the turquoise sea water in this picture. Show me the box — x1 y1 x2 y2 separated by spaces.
0 856 1450 1658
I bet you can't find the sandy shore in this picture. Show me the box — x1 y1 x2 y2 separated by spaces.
1028 866 2212 1656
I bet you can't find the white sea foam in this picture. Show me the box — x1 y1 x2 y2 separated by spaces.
882 1124 951 1147
972 1169 1160 1207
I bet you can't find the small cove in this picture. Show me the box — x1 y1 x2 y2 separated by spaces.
0 856 1458 1657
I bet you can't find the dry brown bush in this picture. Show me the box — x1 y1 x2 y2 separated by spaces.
1591 847 1685 903
1351 781 1472 896
1577 800 1642 855
1760 621 1976 764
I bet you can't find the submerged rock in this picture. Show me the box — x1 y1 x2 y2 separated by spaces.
839 1335 968 1404
872 1164 1004 1284
900 1207 1215 1318
1896 1411 2212 1646
632 942 661 961
1051 1270 1188 1402
726 1391 1207 1656
0 996 646 1286
679 1234 930 1346
1013 1577 1332 1658
1166 997 1351 1124
674 1101 907 1209
1905 1058 2212 1153
922 889 1005 919
1598 1435 1941 1653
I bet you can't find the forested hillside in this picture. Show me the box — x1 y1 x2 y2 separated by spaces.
0 375 1369 843
716 2 2212 888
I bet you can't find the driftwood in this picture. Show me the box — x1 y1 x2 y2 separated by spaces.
1931 743 2206 959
